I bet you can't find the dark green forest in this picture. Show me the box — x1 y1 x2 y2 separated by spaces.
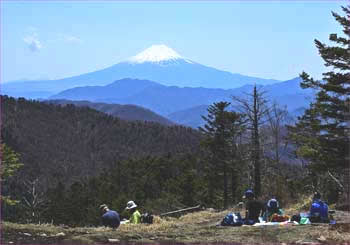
46 99 174 126
1 95 305 226
1 6 349 228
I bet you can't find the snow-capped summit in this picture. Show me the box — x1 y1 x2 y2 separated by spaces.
2 44 282 100
128 44 192 64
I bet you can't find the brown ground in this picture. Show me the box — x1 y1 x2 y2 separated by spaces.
2 208 350 245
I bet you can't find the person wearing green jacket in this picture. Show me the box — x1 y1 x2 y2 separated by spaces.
125 200 141 224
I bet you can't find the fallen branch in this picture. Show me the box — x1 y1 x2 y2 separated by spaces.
160 205 202 217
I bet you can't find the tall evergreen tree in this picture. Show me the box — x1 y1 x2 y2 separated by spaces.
289 6 350 199
200 102 245 208
1 144 23 205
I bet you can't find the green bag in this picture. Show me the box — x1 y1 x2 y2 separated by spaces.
299 217 311 225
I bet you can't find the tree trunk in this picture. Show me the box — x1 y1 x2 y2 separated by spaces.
231 168 236 204
223 161 228 209
253 86 261 197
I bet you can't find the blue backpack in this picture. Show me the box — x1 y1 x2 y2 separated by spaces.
221 212 243 226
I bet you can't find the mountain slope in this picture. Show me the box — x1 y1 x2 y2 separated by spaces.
47 99 174 126
167 105 209 128
49 78 162 101
1 96 200 189
51 77 314 120
51 78 234 115
2 45 281 99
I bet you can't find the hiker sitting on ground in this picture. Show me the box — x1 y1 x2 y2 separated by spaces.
309 192 329 223
125 200 141 224
243 189 265 225
263 198 284 221
99 204 120 229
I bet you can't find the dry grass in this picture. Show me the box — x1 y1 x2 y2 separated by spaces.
285 195 313 213
310 226 350 243
178 210 227 224
118 216 179 233
3 208 350 245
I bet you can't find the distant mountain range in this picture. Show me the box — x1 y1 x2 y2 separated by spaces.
2 45 280 99
167 105 209 128
50 77 315 128
168 104 307 128
1 44 314 128
46 100 174 126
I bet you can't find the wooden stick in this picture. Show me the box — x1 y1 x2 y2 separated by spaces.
160 205 202 217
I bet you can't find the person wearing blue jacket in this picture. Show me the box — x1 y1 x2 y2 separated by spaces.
309 192 329 223
100 204 121 229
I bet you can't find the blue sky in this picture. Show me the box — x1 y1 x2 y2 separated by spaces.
1 1 347 82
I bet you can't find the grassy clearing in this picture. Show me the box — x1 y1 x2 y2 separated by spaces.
2 208 350 245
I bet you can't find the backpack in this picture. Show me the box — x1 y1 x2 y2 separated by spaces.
141 213 154 224
291 214 301 223
221 212 243 226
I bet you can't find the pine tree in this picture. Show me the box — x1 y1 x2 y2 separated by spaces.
200 102 246 208
289 6 350 198
0 144 23 205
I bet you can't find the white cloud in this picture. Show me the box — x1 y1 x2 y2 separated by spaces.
22 28 82 52
23 34 42 52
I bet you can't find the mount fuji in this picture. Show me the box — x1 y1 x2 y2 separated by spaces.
2 45 280 98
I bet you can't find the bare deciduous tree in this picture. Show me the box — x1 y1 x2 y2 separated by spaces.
266 102 291 166
232 85 270 197
22 178 46 224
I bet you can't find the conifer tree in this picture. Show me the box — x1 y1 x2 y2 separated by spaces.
200 102 246 208
1 144 23 205
289 6 350 196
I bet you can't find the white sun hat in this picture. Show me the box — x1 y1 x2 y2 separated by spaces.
126 200 137 210
99 204 108 211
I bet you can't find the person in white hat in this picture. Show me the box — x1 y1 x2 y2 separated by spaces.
125 200 141 224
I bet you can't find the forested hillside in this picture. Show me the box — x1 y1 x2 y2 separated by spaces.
46 99 174 126
0 95 308 226
0 95 301 226
1 96 200 187
1 96 205 224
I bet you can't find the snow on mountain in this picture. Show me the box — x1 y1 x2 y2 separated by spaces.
127 44 193 64
2 44 282 98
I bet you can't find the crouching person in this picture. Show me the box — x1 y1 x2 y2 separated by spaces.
125 200 141 224
100 204 120 229
263 198 290 222
291 192 330 224
309 192 329 223
263 198 283 221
